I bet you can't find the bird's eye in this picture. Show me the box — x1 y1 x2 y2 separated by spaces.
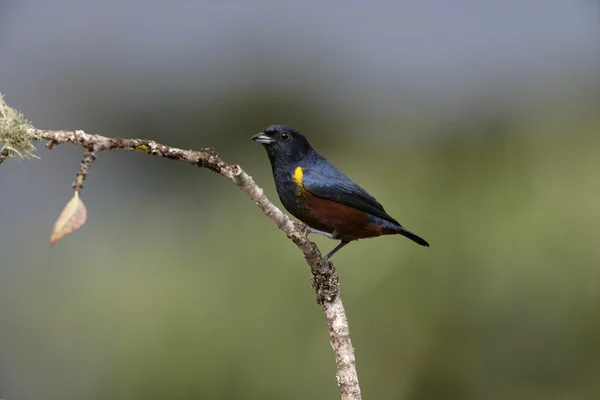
280 132 290 141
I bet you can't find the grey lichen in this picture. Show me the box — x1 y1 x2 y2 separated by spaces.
0 93 38 159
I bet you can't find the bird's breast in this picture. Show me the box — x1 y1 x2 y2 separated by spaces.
274 166 307 200
273 168 303 207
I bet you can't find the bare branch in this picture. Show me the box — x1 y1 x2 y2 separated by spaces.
2 113 362 398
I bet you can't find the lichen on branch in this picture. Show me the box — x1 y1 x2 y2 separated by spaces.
0 93 37 161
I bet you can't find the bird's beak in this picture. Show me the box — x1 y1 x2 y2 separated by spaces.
251 132 275 144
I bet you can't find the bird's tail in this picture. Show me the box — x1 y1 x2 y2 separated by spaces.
397 226 429 247
377 217 430 247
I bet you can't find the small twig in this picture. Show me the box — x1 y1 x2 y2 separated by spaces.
72 145 100 192
0 148 10 165
17 127 362 399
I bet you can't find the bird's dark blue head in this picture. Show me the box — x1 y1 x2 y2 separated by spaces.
252 125 313 168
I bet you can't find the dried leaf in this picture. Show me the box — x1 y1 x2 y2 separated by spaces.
50 193 87 245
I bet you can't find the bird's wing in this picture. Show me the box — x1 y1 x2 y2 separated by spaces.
301 159 400 225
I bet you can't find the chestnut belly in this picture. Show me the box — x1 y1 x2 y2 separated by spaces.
290 191 397 242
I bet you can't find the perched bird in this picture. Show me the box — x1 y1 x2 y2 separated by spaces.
252 125 429 263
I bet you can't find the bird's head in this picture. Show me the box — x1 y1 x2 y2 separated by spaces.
252 125 313 166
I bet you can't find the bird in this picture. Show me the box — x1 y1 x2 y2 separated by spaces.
252 125 429 264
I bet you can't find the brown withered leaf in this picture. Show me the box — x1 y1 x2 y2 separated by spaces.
50 193 87 245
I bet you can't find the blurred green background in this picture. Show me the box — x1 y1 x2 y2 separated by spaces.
1 1 599 399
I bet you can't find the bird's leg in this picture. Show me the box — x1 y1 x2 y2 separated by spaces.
323 241 350 266
307 227 336 239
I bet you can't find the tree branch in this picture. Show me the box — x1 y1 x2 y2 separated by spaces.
0 98 362 399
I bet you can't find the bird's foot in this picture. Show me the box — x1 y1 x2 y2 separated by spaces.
307 226 341 240
307 227 337 240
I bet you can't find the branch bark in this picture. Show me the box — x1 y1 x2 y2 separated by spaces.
20 128 362 400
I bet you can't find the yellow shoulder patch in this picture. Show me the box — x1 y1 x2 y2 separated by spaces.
292 166 305 190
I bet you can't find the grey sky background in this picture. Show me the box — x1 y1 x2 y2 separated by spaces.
1 1 598 113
